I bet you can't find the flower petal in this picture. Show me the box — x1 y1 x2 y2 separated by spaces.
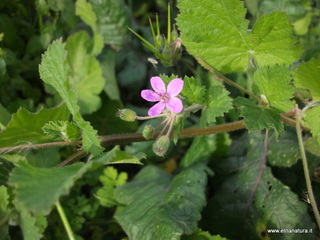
141 90 160 102
167 78 184 97
166 97 183 113
148 102 165 116
150 76 166 94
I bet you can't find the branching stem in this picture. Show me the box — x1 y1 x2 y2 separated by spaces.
295 105 320 231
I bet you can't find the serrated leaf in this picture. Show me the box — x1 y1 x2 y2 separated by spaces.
96 166 128 207
66 31 105 114
114 164 207 240
205 132 315 239
253 65 294 112
39 39 103 155
9 161 92 214
177 1 301 73
76 0 97 32
234 97 283 135
304 105 320 144
200 85 233 127
42 121 81 142
39 39 78 114
180 135 217 168
159 73 179 85
292 59 320 101
0 104 69 148
181 76 206 105
90 0 129 48
17 204 47 240
73 115 103 155
267 131 300 167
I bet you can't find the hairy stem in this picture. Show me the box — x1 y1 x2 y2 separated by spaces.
295 105 320 231
56 201 75 240
197 57 262 103
0 116 310 155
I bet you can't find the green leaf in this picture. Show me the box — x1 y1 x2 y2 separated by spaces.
177 1 301 73
234 97 283 135
253 65 294 112
42 121 81 142
96 166 128 207
181 229 228 240
101 49 121 101
180 135 217 168
292 59 320 101
0 103 11 130
108 150 145 165
304 105 320 145
0 104 69 148
66 31 105 114
0 186 10 240
90 147 144 170
267 130 300 167
200 85 233 127
90 0 129 48
205 132 315 239
259 0 311 22
181 76 206 105
39 39 103 155
17 204 47 240
114 164 208 240
75 0 104 56
73 115 103 155
304 137 320 157
76 0 97 32
39 39 78 115
9 161 92 214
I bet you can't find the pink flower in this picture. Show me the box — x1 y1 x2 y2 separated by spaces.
141 76 184 116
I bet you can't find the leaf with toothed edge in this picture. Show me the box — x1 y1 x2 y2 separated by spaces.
177 0 301 73
9 161 92 214
39 39 103 155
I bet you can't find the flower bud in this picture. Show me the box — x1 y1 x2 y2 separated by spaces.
152 136 170 157
260 94 269 105
117 109 136 122
142 125 155 140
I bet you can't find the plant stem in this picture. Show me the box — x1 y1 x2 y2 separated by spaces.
0 117 310 155
56 201 75 240
196 57 262 103
295 105 320 231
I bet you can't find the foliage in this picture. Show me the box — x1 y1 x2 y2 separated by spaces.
0 0 320 239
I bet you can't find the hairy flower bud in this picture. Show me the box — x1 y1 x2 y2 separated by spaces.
142 125 155 140
117 109 136 122
152 135 170 157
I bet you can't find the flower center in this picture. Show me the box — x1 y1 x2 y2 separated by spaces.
159 92 170 102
